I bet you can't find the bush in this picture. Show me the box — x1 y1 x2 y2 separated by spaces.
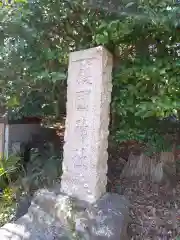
0 187 17 227
0 155 22 189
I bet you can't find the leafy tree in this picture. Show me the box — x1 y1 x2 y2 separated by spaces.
0 0 180 155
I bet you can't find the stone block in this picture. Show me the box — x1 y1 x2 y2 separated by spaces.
61 46 113 203
14 195 32 221
0 214 63 240
0 191 130 240
76 193 130 240
29 191 130 240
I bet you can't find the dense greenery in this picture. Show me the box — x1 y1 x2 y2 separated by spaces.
0 0 180 152
0 154 21 227
0 154 21 188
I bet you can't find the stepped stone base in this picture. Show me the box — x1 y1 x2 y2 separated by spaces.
0 190 130 240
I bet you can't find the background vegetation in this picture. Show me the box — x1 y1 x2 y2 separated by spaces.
0 0 180 230
0 0 180 153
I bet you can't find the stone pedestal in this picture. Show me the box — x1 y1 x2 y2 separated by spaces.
61 46 113 203
0 190 130 240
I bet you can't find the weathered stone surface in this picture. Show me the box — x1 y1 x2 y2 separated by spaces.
30 191 130 240
61 46 113 203
0 190 76 239
0 191 130 240
14 195 32 221
76 193 130 240
0 214 63 240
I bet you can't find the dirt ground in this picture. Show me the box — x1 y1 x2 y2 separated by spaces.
108 156 180 240
121 178 180 240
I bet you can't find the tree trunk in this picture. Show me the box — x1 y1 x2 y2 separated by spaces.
121 152 176 185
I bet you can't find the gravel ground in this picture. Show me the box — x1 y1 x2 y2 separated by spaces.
109 175 180 240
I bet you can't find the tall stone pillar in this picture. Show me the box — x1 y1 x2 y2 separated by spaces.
61 46 113 203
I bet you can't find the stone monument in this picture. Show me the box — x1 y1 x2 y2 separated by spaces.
61 46 112 203
0 46 130 240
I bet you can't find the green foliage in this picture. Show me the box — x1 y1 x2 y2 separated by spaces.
0 195 16 227
0 155 21 226
0 155 21 188
0 0 180 152
0 154 21 227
